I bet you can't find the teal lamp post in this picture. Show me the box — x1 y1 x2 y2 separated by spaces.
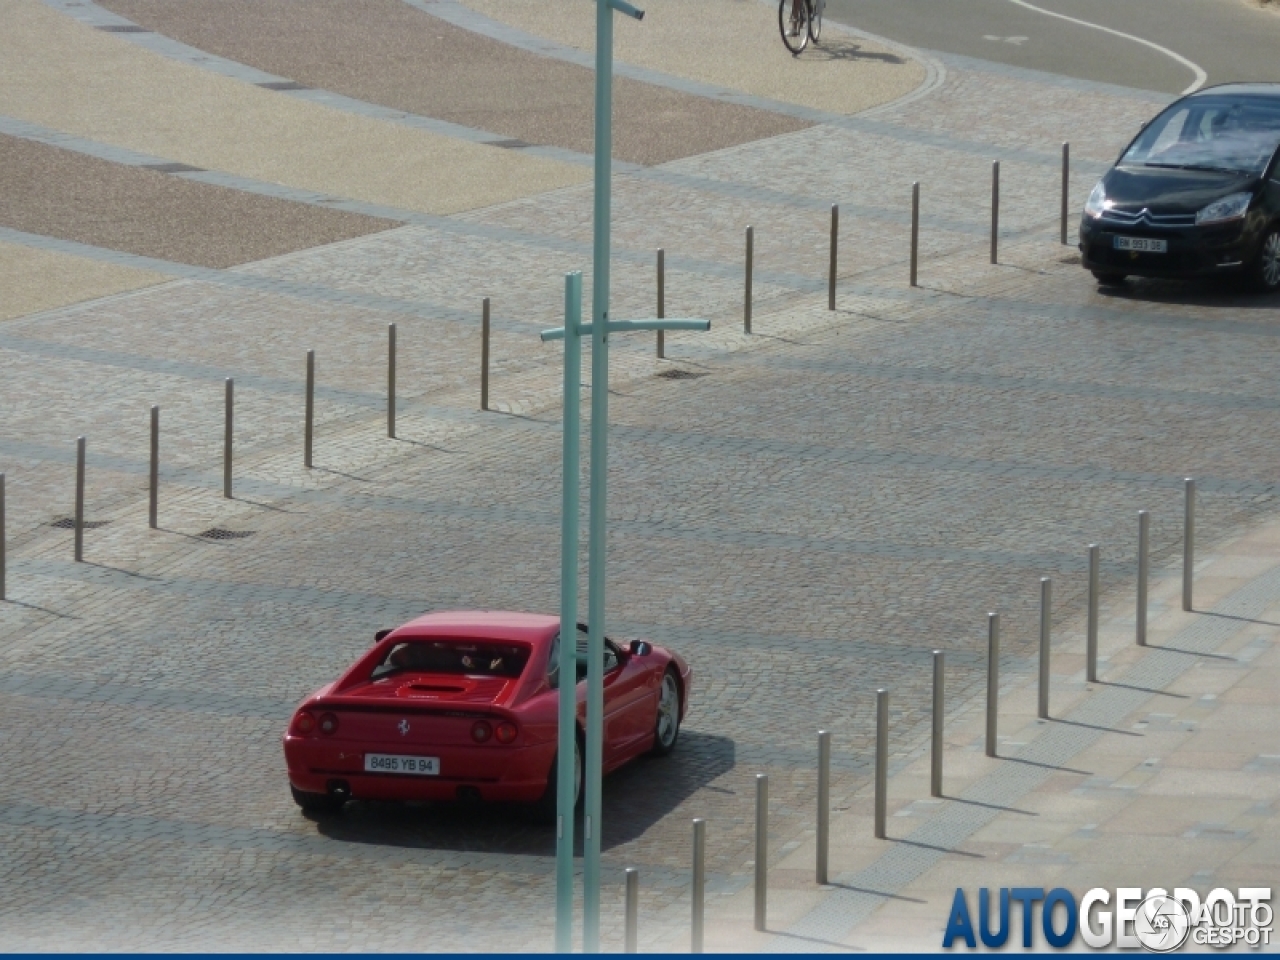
540 3 709 951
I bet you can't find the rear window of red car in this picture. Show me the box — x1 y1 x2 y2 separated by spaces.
370 640 530 680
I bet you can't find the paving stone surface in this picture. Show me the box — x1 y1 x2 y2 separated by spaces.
0 134 395 268
98 0 813 167
1 0 1278 951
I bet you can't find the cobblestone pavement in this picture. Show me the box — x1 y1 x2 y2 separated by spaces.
2 3 1280 952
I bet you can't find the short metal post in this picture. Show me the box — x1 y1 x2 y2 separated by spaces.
148 405 158 529
1087 544 1100 682
744 226 753 334
691 818 706 953
0 472 6 601
930 652 944 797
624 868 639 953
1137 510 1150 646
754 774 768 931
656 249 665 359
1183 479 1195 611
985 613 999 758
481 297 491 411
1060 143 1070 246
1038 578 1051 719
990 161 999 265
387 322 396 439
304 350 315 469
223 378 233 499
74 436 85 562
909 183 920 287
816 730 830 884
874 688 888 838
828 204 838 310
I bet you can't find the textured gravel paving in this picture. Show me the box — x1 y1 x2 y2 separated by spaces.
0 134 395 268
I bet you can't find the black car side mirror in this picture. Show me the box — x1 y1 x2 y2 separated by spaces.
630 640 653 656
374 629 393 645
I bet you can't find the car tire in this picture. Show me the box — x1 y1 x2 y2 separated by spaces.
531 736 582 824
648 669 682 757
1091 271 1127 286
291 785 345 815
1251 225 1280 292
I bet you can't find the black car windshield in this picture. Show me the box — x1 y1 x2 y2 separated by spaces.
1121 96 1280 176
371 640 530 679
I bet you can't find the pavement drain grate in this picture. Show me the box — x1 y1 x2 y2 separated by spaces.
257 81 310 91
49 517 111 529
487 139 531 150
657 369 708 380
196 528 256 541
142 162 206 175
96 24 150 32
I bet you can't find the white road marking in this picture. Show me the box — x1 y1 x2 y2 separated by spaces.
1006 0 1207 94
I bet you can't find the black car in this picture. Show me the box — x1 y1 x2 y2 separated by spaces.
1080 83 1280 291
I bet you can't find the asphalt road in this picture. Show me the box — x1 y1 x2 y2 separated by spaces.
827 0 1280 95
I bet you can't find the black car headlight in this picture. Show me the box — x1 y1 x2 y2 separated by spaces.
1195 192 1252 225
1084 181 1109 219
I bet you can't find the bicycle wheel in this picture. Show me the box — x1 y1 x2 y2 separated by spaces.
809 0 824 44
778 0 809 54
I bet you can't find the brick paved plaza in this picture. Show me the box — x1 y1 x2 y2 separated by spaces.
1 0 1278 951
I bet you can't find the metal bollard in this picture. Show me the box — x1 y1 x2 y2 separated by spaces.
816 730 830 884
624 868 639 953
304 350 315 469
990 161 1000 265
223 378 233 499
1137 510 1150 646
481 297 491 411
744 226 753 334
1087 544 1100 682
691 818 706 953
829 204 838 310
1183 479 1195 611
931 651 944 797
149 405 158 529
754 774 768 931
74 436 85 562
1060 143 1070 246
656 248 665 359
874 688 888 838
986 613 999 757
388 323 396 439
909 183 920 287
1 472 6 601
1038 578 1051 719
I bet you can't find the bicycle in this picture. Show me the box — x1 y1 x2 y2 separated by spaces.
778 0 823 55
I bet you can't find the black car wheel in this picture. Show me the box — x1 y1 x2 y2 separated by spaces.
1253 226 1280 292
291 785 345 815
649 669 682 756
1091 270 1127 286
531 736 582 824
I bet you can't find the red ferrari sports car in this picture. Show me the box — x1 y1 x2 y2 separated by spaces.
283 610 691 817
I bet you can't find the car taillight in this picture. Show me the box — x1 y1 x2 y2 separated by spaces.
471 720 492 743
495 721 518 745
294 711 316 735
319 712 339 735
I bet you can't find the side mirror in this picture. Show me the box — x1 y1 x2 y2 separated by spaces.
630 640 653 656
374 629 393 645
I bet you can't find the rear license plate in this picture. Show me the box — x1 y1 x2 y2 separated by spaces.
364 753 439 775
1113 236 1167 253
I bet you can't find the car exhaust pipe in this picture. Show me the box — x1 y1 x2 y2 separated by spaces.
327 779 351 800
